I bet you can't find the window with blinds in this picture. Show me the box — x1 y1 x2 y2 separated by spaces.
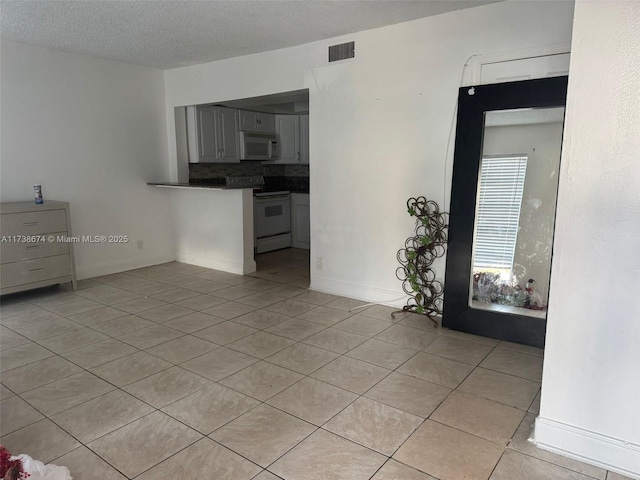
473 155 528 272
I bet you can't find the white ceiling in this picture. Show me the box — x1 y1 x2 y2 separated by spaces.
1 0 498 70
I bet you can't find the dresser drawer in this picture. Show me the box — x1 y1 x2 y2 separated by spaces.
1 255 71 288
1 232 70 264
1 209 67 235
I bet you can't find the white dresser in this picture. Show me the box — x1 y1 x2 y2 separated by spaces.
1 201 77 295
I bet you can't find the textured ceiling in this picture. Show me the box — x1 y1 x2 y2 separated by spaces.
1 0 498 69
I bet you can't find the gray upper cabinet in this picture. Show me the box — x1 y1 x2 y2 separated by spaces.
275 114 309 164
239 110 276 133
187 105 240 163
299 114 309 164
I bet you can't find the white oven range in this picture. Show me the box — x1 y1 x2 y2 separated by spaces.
254 191 291 253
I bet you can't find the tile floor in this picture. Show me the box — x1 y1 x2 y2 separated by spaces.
0 248 632 480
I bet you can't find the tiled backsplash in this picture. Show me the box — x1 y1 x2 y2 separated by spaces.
189 163 309 192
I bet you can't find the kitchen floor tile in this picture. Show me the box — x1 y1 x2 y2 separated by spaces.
394 420 504 480
302 327 369 354
490 450 596 480
50 389 154 443
181 347 258 381
293 290 339 306
145 335 217 364
295 306 352 326
36 327 109 354
0 419 81 464
0 395 45 435
310 356 391 395
53 446 128 480
174 294 227 311
113 296 166 314
162 311 226 332
152 287 201 303
193 320 258 345
219 361 303 401
210 403 316 468
87 411 202 478
237 291 287 308
372 459 438 480
91 315 155 336
267 377 357 426
323 296 369 312
232 309 291 330
333 314 394 337
162 383 259 434
201 301 258 319
90 351 172 386
270 429 385 480
265 299 316 317
67 306 128 325
61 338 138 369
480 347 544 381
457 367 541 410
324 397 423 455
227 331 295 358
374 324 438 350
20 370 115 416
0 355 83 393
265 318 327 341
44 298 103 317
0 327 31 351
135 438 262 480
116 324 183 349
123 366 212 408
364 371 451 418
346 338 418 370
11 315 82 342
423 335 494 365
136 303 194 322
266 343 339 374
430 390 525 445
397 351 474 388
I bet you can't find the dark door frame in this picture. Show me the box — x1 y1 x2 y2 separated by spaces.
442 76 568 348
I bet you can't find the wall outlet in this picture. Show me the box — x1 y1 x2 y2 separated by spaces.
137 239 144 251
316 256 323 270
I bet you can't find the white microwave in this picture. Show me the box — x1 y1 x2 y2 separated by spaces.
240 131 278 161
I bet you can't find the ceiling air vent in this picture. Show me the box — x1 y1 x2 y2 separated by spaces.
329 41 355 62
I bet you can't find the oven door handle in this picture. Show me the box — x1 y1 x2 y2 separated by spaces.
255 195 290 203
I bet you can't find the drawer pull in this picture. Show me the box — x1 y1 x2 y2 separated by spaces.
28 268 44 273
25 245 42 250
22 221 39 226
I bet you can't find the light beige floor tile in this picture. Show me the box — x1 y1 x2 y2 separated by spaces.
193 321 258 345
126 282 176 296
265 318 327 341
87 411 202 478
21 370 115 416
213 285 260 300
50 390 154 443
162 311 226 333
53 446 128 480
302 327 369 354
0 355 82 393
11 315 82 341
145 335 217 364
90 315 156 336
423 335 494 365
113 296 167 314
265 299 316 317
68 306 128 325
201 302 258 319
397 351 474 388
253 471 283 480
181 347 258 381
333 314 394 337
0 301 41 319
162 383 259 434
116 324 183 349
266 343 339 374
73 284 122 300
365 371 451 418
36 327 108 354
220 361 303 401
174 294 227 311
136 438 262 480
458 367 541 410
296 306 352 326
441 328 500 346
431 390 525 445
0 383 14 400
227 332 295 359
324 397 423 455
0 418 81 463
0 395 44 434
0 327 31 351
0 342 55 372
607 472 635 480
151 287 201 303
359 304 408 322
44 298 103 316
346 338 418 370
210 404 316 468
375 324 438 350
480 347 544 381
123 366 212 408
267 377 357 426
1 307 56 330
324 297 370 312
372 459 438 480
93 289 142 305
62 338 138 368
237 291 287 308
267 284 307 299
310 356 391 394
398 313 440 331
508 413 607 479
529 390 541 414
232 309 291 329
137 303 194 322
293 290 339 306
270 429 385 480
90 351 172 386
394 420 504 480
491 450 596 480
499 340 544 357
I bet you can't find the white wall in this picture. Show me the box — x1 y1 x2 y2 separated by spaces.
0 41 174 278
536 1 640 478
164 1 575 305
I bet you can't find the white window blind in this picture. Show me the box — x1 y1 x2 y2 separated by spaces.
473 155 527 271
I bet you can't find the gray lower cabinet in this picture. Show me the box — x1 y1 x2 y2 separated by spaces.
1 201 77 294
291 193 310 249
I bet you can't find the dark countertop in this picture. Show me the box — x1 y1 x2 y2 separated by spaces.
148 177 309 194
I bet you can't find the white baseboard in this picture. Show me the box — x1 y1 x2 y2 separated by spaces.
76 252 174 280
535 416 640 480
175 251 256 275
310 276 408 308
